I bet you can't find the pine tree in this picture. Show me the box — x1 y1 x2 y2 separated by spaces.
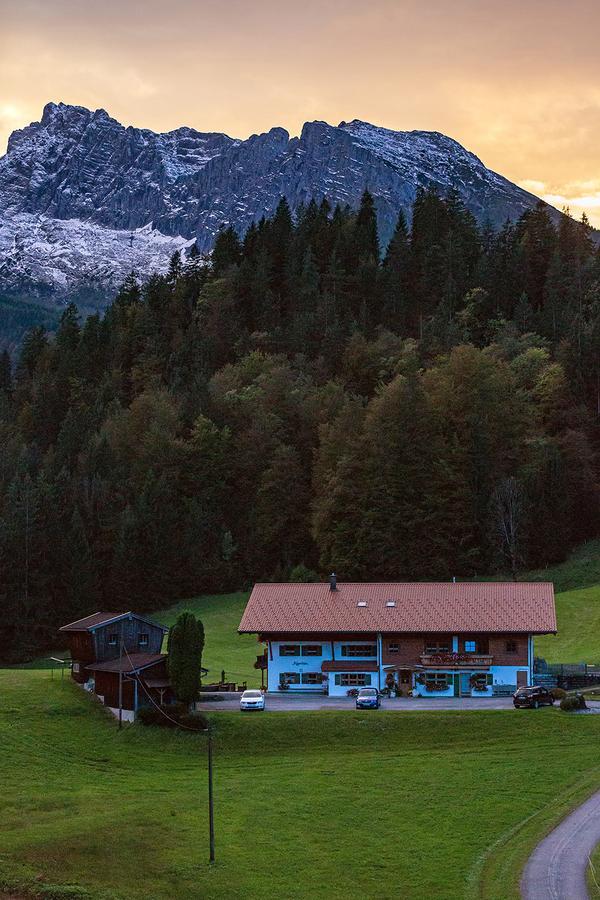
0 349 12 395
211 227 242 277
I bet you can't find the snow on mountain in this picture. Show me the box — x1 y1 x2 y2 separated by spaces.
0 102 549 303
0 213 195 297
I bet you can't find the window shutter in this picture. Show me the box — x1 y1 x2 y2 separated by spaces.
335 674 341 686
487 674 493 686
364 674 371 685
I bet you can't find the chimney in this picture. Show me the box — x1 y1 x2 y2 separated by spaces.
329 572 337 592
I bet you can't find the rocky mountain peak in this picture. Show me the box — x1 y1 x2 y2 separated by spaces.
0 102 550 301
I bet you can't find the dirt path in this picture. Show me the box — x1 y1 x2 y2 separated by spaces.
521 788 600 899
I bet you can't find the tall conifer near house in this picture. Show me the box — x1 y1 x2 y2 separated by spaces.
167 613 205 706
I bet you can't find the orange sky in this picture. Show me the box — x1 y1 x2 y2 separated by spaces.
2 0 600 225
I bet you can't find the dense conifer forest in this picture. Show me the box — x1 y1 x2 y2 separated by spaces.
1 189 599 660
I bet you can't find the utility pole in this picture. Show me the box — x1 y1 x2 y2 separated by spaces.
208 726 215 864
118 619 124 730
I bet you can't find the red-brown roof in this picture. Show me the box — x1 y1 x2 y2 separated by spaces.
86 653 166 674
60 612 124 632
321 661 379 672
59 612 168 633
239 582 556 635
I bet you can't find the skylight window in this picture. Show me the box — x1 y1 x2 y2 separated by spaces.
386 600 396 607
357 600 367 607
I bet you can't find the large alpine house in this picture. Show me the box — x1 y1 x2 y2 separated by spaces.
239 576 557 697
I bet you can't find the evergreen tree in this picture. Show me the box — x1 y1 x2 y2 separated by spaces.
167 612 205 705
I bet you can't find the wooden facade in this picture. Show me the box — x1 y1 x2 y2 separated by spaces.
91 658 171 711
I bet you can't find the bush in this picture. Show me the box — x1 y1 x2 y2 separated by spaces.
178 712 209 731
137 703 208 730
560 694 587 712
551 687 567 700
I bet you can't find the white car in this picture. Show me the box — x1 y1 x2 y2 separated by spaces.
240 689 265 711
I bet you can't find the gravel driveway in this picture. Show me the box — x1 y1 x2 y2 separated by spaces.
196 694 518 712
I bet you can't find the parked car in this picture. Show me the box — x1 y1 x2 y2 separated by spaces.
240 689 265 711
356 687 380 710
513 686 555 709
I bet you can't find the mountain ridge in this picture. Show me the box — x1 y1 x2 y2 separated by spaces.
0 101 557 302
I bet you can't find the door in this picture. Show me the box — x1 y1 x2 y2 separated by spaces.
461 673 471 697
453 674 460 697
517 670 528 688
399 669 412 693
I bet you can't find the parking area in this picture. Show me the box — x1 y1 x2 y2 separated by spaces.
196 693 519 712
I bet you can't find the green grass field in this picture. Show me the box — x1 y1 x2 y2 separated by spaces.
6 542 600 897
535 584 600 663
3 669 600 900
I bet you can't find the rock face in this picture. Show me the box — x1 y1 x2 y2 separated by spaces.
0 101 548 300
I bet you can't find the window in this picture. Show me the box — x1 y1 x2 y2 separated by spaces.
138 633 149 648
425 673 450 690
302 645 323 657
301 672 323 685
505 640 517 653
334 673 372 686
279 644 322 657
280 672 301 685
463 638 489 654
340 644 377 658
387 642 399 653
72 662 80 673
108 633 118 647
424 638 450 654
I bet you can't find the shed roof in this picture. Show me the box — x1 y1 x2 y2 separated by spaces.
86 653 166 674
239 582 557 635
59 612 168 633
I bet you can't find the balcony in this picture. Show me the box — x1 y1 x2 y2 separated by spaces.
420 652 492 669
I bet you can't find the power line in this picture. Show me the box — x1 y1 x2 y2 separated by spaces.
121 644 216 862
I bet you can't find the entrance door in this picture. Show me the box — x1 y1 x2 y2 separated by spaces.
461 673 471 697
517 670 528 688
399 669 412 692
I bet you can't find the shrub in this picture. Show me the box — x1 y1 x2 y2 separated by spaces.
560 694 587 712
178 712 209 731
137 703 208 730
551 687 567 700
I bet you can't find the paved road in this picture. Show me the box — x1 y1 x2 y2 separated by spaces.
522 788 600 900
196 694 517 712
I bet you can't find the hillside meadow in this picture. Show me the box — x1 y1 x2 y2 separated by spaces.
3 668 600 900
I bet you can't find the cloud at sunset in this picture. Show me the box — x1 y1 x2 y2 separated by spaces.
2 0 600 225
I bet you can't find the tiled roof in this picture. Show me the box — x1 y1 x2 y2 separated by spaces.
86 653 166 674
239 582 557 635
59 612 168 633
321 661 379 672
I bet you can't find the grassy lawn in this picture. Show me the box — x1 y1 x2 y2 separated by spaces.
2 669 600 900
535 585 600 664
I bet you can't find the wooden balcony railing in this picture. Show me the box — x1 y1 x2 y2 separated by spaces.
420 653 493 669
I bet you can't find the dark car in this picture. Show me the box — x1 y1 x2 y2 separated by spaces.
356 687 380 709
513 686 555 709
